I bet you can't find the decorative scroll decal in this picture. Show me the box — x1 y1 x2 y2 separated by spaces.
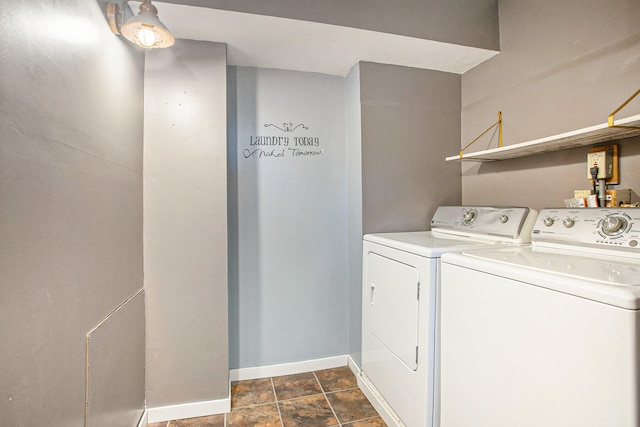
263 122 309 132
243 121 324 160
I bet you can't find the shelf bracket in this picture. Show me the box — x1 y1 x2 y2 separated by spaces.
459 111 502 158
608 88 640 130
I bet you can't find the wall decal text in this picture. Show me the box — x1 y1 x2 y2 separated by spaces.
243 121 324 160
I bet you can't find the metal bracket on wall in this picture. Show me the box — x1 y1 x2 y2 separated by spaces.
608 88 640 130
459 111 502 158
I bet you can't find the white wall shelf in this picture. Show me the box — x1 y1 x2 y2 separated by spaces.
446 114 640 162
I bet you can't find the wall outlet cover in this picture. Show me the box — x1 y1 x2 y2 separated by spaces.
586 150 612 179
588 144 619 184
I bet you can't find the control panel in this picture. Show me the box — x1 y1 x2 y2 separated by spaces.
532 208 640 257
430 206 537 242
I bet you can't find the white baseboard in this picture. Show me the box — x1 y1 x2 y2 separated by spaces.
229 354 349 381
145 354 353 425
136 409 148 427
146 397 231 424
357 371 404 427
347 354 360 376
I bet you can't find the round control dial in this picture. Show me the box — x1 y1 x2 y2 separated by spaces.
499 215 509 224
543 217 554 227
462 210 477 225
601 216 627 236
562 218 575 228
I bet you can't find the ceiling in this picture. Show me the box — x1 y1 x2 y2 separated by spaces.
129 1 499 76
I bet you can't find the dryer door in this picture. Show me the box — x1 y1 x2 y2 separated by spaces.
361 239 437 427
366 252 420 370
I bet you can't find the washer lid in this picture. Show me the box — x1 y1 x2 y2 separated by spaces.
364 231 511 258
443 247 640 309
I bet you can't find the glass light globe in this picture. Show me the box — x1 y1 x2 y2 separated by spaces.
135 25 160 48
120 1 174 48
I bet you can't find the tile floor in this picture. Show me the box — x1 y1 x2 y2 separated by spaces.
148 366 386 426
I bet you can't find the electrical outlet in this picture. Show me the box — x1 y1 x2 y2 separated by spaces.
587 149 613 180
588 144 619 184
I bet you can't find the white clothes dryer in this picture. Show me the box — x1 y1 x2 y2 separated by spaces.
440 208 640 427
360 206 537 427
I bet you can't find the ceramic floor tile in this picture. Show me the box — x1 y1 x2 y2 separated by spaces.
226 403 282 426
279 394 339 427
155 366 385 427
273 372 323 401
231 378 276 408
325 388 379 424
167 414 225 427
315 366 358 392
342 416 388 426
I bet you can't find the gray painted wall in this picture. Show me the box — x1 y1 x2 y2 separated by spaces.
461 0 640 210
227 67 349 369
345 62 463 367
87 291 145 427
360 62 463 234
161 0 500 52
144 40 229 407
0 1 144 426
345 65 364 366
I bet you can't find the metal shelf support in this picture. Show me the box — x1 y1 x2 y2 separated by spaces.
459 111 502 158
608 88 640 130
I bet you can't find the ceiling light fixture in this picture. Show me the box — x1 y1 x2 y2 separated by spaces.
107 0 174 49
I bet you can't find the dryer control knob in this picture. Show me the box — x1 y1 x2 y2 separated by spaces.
499 215 509 223
462 210 477 225
543 217 554 227
562 218 575 228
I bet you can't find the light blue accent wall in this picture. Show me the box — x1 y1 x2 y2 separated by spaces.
228 67 349 368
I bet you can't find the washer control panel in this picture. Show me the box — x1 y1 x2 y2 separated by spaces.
431 206 537 242
533 208 640 257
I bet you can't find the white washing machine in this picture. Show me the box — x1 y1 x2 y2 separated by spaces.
440 207 640 427
360 206 538 427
